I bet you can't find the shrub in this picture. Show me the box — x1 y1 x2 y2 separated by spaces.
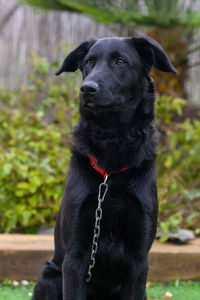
0 53 79 232
156 96 200 239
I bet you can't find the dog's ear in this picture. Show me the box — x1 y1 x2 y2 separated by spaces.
131 36 178 75
55 39 96 75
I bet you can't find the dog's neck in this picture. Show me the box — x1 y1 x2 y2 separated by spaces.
73 78 158 172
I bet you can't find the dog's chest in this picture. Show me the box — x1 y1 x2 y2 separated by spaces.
80 181 147 252
76 176 148 274
101 191 146 248
88 189 147 283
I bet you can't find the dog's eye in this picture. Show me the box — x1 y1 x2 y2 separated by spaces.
86 60 95 67
116 58 125 65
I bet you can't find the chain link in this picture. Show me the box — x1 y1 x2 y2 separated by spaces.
86 175 109 282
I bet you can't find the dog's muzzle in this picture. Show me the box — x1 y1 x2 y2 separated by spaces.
80 81 99 107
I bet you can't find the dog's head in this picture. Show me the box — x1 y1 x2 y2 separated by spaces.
56 36 177 111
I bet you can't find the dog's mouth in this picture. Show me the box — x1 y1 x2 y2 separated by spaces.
84 102 117 111
83 99 133 111
86 102 97 108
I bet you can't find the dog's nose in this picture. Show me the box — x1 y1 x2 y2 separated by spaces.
80 81 99 96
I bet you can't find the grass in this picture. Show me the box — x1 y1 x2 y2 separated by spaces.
0 281 35 300
0 280 200 299
146 280 200 299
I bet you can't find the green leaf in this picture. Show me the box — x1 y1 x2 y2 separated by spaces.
21 211 32 226
16 182 29 190
2 163 12 175
164 156 173 168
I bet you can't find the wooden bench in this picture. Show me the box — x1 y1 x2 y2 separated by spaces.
0 234 200 281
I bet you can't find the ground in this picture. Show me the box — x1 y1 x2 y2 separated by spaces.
0 281 200 300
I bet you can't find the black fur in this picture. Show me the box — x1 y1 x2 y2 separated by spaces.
32 36 177 300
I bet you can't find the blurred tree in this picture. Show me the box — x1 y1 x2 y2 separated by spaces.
19 0 200 97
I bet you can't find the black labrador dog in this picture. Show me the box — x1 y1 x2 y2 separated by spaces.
32 36 177 300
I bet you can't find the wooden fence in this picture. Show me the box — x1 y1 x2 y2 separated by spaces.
0 0 112 88
0 0 200 106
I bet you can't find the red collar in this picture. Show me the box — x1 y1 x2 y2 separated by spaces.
88 154 129 179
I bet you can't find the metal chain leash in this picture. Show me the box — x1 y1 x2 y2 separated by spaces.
86 174 109 282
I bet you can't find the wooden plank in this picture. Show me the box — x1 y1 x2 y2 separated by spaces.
0 235 54 281
0 234 200 281
149 238 200 281
0 234 54 251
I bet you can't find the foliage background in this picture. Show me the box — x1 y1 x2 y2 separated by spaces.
0 52 200 236
0 53 79 232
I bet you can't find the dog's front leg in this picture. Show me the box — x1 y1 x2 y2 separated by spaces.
62 253 87 300
120 258 148 300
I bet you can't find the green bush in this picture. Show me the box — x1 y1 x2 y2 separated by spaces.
156 96 200 239
0 53 200 236
0 53 80 232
